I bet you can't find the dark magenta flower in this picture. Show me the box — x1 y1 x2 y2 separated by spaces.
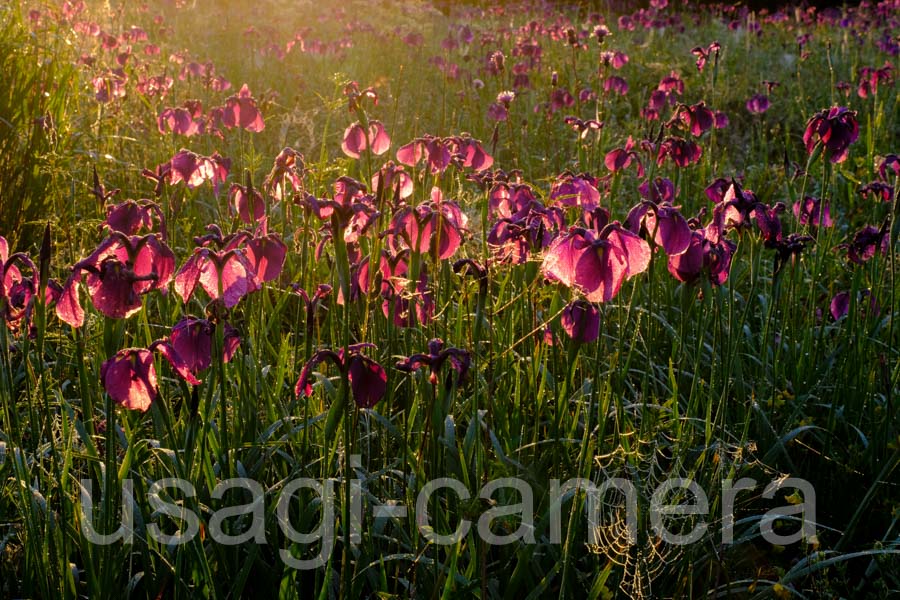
103 199 165 238
714 179 760 230
174 246 261 308
221 84 265 132
295 344 387 409
672 102 714 136
153 316 240 380
657 137 702 167
691 41 720 72
549 172 601 210
341 120 391 158
396 338 470 387
541 224 651 303
879 154 899 181
803 106 859 164
752 202 786 246
0 242 61 334
625 200 692 255
859 181 894 203
488 199 564 264
387 187 467 261
745 94 770 114
838 223 890 264
56 233 175 328
770 233 814 275
100 348 157 412
638 177 676 204
704 178 730 204
560 299 601 343
793 196 833 227
604 136 644 177
666 226 736 286
229 181 265 223
830 289 879 321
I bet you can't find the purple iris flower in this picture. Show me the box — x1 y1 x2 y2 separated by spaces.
295 343 387 409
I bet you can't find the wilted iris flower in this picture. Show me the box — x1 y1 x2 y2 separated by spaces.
691 41 720 72
263 147 305 202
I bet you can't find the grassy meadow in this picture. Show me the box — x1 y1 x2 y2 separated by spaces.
0 0 898 597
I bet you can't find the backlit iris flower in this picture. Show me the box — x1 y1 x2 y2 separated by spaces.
220 84 265 132
542 224 651 303
56 233 175 328
341 120 391 158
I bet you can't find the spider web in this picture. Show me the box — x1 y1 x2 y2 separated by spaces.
583 403 753 599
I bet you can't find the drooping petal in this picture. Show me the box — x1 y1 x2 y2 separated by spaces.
153 340 202 385
368 121 391 156
100 348 158 412
341 122 367 158
216 250 261 308
174 250 206 304
347 354 387 408
244 235 287 283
